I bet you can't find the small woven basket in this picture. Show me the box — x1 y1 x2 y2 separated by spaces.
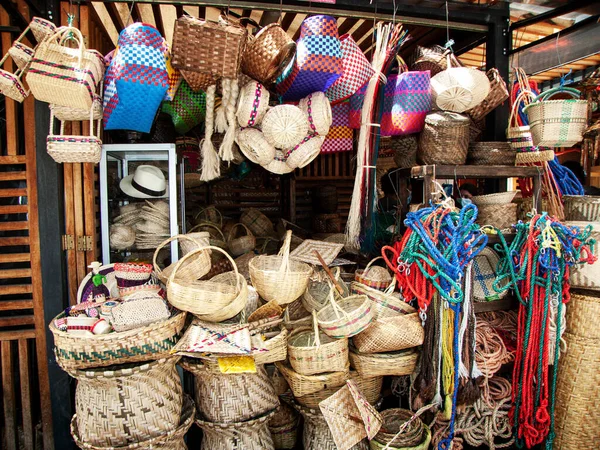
187 222 228 250
195 410 276 450
466 68 509 122
350 281 415 321
299 91 333 136
72 358 183 447
476 203 517 231
8 41 34 70
392 135 418 169
249 231 312 305
263 150 295 175
287 311 349 376
316 290 373 338
194 205 222 227
253 325 289 365
236 80 270 128
51 93 103 122
349 346 418 377
312 213 342 234
275 361 349 398
153 234 211 284
467 141 516 166
30 16 56 42
370 409 431 450
262 105 309 150
303 269 348 313
227 223 256 257
355 257 393 291
236 127 276 166
418 111 470 165
471 191 518 206
47 109 102 164
563 195 600 222
410 45 456 77
194 271 248 322
241 207 275 237
353 313 424 353
285 134 325 170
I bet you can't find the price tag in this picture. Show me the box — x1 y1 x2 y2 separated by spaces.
217 356 257 374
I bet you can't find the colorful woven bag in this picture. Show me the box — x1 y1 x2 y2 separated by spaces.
276 15 343 102
103 23 169 133
321 101 354 153
325 34 374 105
380 71 431 136
165 49 182 101
161 80 206 135
348 82 367 129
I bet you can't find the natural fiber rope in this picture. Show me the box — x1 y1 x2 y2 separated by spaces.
219 78 239 162
200 84 220 181
474 320 511 379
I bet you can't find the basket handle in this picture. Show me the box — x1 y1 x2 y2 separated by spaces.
532 86 581 103
277 230 292 274
153 234 202 279
227 223 253 242
48 26 86 66
312 310 321 348
188 222 226 241
363 256 388 276
193 206 223 227
508 90 536 128
168 245 240 291
326 279 349 320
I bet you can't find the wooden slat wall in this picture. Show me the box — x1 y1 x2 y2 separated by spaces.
0 2 54 447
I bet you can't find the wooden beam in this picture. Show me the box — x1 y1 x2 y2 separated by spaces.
1 6 18 156
137 3 156 27
160 5 177 45
152 3 165 36
2 341 17 450
106 2 126 31
280 12 296 32
90 2 119 45
338 17 359 36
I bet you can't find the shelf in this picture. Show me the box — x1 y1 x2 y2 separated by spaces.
400 165 542 179
474 295 518 313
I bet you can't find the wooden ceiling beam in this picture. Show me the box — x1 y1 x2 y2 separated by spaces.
337 17 358 36
90 2 119 46
152 3 165 36
280 12 295 31
136 3 156 27
106 2 128 31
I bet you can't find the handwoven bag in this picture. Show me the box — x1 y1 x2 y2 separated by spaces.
523 87 588 148
0 50 29 102
325 34 374 104
171 14 247 79
72 357 183 447
241 22 296 86
103 23 169 133
349 83 367 129
27 27 104 109
466 68 509 122
321 101 354 153
418 111 470 165
380 70 431 136
277 15 343 101
410 45 459 77
196 411 276 450
46 108 102 164
161 80 206 135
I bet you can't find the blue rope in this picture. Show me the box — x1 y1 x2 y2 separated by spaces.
548 157 585 195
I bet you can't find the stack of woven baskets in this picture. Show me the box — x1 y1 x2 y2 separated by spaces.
471 191 518 231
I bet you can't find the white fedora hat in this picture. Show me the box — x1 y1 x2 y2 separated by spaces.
120 165 168 199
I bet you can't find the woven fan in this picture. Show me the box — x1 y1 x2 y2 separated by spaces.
290 240 344 266
174 319 252 356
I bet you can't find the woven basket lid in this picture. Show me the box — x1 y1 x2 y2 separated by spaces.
262 105 309 150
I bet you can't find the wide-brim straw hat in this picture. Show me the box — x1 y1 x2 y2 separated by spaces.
262 105 309 150
120 165 168 199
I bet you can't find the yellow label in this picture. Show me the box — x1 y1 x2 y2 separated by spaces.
217 356 257 374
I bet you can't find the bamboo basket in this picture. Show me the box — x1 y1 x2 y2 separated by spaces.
71 394 195 450
353 313 424 353
418 111 470 165
476 203 517 231
194 271 248 322
276 361 349 398
287 311 349 375
355 257 393 291
50 311 186 371
72 358 183 447
349 347 418 377
316 290 373 338
228 223 256 257
370 409 431 450
188 222 228 249
253 325 289 365
467 141 516 166
563 195 600 222
350 281 415 320
250 230 312 305
241 208 275 237
303 269 349 313
195 410 276 450
153 235 211 284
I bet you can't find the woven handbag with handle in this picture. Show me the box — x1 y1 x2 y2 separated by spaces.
161 80 206 135
0 50 30 103
466 68 509 122
27 27 104 109
46 107 102 164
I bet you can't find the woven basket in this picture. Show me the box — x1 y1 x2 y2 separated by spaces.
563 195 600 221
194 205 222 227
193 363 279 423
153 234 211 284
241 208 275 237
51 93 103 122
523 87 588 148
236 127 276 166
180 69 216 91
410 45 457 77
27 27 104 109
195 271 248 322
171 14 247 79
287 311 349 376
285 134 325 170
241 23 296 86
0 59 29 102
47 109 102 164
71 394 194 450
249 231 312 305
418 111 470 165
263 150 295 175
303 269 348 313
8 41 34 70
275 361 348 398
30 16 56 42
350 282 415 321
299 91 333 136
196 410 276 450
228 223 257 257
187 223 228 250
565 222 600 291
370 410 431 450
506 90 537 153
313 213 342 234
166 246 245 316
476 203 517 230
355 257 393 291
270 414 300 450
316 291 373 339
467 141 516 166
262 105 309 151
236 81 270 128
472 246 509 301
466 68 509 122
349 347 418 377
431 55 490 113
253 325 289 365
353 313 423 353
72 358 183 447
49 310 186 371
392 135 418 169
471 191 518 205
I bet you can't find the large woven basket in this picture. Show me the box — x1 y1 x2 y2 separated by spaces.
228 223 256 257
565 222 600 291
153 234 211 284
276 361 349 398
287 312 349 376
349 347 418 377
563 195 600 222
476 203 517 231
369 409 431 450
316 291 373 338
554 291 600 450
418 111 470 165
241 208 275 237
523 87 588 148
71 394 195 450
72 357 183 447
250 231 312 305
353 313 424 353
196 410 276 450
269 406 300 450
467 141 516 166
50 311 186 371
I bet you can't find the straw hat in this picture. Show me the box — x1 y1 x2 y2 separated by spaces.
110 224 136 250
299 92 332 136
120 165 168 199
262 105 309 150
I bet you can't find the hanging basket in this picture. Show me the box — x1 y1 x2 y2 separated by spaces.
465 68 509 122
153 234 211 284
8 41 34 70
418 111 470 165
236 80 271 128
236 127 276 166
46 108 102 164
51 93 103 122
262 150 295 175
30 16 56 42
285 134 325 170
299 91 333 137
196 411 276 450
262 105 309 150
409 45 458 77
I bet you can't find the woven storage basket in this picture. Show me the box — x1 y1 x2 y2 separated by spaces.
196 410 276 450
303 269 349 313
471 191 518 205
72 357 183 447
563 195 600 221
350 281 415 321
392 135 418 169
241 23 296 86
27 27 104 109
71 394 195 450
249 231 312 305
262 105 309 150
236 127 276 166
171 14 247 79
263 150 295 174
410 45 457 77
287 312 349 376
430 55 490 113
227 223 256 257
349 347 418 377
418 111 470 165
476 203 517 230
153 234 211 284
355 257 393 291
299 91 333 137
194 205 222 227
467 141 516 166
353 313 424 353
316 290 373 339
313 213 341 234
8 41 34 70
47 109 102 164
565 222 600 291
523 87 588 148
253 325 288 365
166 246 245 316
241 208 275 237
370 409 431 450
465 68 509 122
49 310 185 371
285 134 325 170
275 361 348 398
554 292 600 450
270 416 300 450
236 81 270 128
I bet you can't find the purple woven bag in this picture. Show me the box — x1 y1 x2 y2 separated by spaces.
380 71 431 136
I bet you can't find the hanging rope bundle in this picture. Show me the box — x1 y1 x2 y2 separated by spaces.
492 215 597 449
474 319 511 379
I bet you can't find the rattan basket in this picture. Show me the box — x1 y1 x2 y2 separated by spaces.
285 134 325 170
565 222 600 291
410 45 456 77
355 257 393 291
275 361 348 398
241 207 275 237
316 290 373 339
50 311 186 371
476 203 517 231
418 111 470 165
194 205 223 227
194 271 249 322
72 357 183 447
563 195 600 222
8 41 34 70
349 346 418 377
227 223 257 257
196 410 276 450
467 141 516 166
187 222 228 249
350 281 415 320
250 231 312 305
236 80 270 128
353 313 424 353
369 409 431 450
236 127 276 166
471 191 518 206
153 234 211 284
269 406 300 450
263 150 295 175
303 269 349 312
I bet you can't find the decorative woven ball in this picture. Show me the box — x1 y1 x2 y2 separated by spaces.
110 224 136 250
299 91 332 136
285 134 325 170
236 81 270 128
236 128 276 166
262 105 309 150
